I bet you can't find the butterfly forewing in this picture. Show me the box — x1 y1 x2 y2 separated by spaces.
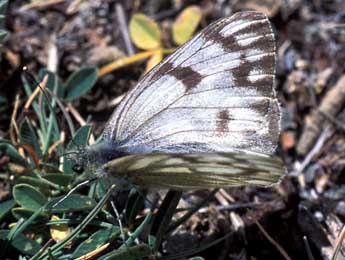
103 153 283 189
103 11 279 157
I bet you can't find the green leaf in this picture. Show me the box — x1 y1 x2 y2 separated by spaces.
0 230 41 255
11 207 48 221
46 194 96 213
99 244 152 260
13 184 47 210
150 191 182 249
129 13 161 50
0 199 16 221
172 6 202 45
63 124 93 173
0 14 4 24
64 67 98 102
0 141 28 166
43 173 74 187
124 188 144 224
36 185 117 260
68 124 93 148
71 226 121 258
0 1 8 14
16 176 52 194
20 118 42 159
0 30 7 42
38 68 64 98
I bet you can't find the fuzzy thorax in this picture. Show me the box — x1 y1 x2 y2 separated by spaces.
69 141 127 174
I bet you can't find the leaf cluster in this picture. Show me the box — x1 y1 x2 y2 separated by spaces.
0 6 218 259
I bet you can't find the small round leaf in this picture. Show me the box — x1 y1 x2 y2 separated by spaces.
13 184 47 210
71 226 120 258
50 215 71 242
46 194 96 213
129 13 161 50
173 6 202 45
64 67 98 102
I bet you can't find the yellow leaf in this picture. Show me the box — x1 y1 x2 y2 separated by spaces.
129 13 161 50
50 215 71 242
74 243 110 260
145 49 163 73
172 6 202 45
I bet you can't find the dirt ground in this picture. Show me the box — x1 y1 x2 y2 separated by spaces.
1 0 345 259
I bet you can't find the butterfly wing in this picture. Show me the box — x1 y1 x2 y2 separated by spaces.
103 11 279 156
103 152 284 189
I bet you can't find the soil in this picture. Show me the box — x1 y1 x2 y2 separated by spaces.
1 1 345 259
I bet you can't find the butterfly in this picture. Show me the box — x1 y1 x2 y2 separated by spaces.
71 11 284 190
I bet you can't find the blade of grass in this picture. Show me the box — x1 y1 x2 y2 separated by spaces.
159 231 235 260
45 88 76 136
149 190 182 250
34 184 117 260
1 206 45 258
168 189 218 233
119 211 152 249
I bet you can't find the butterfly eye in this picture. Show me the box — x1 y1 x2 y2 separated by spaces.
72 164 84 174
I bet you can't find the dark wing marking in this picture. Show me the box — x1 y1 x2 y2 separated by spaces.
103 11 279 156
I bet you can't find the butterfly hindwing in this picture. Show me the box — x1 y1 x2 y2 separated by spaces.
103 11 279 156
103 152 284 189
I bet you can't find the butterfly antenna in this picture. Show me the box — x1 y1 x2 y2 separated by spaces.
52 177 98 208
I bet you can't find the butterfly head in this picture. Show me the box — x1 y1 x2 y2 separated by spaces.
68 141 127 175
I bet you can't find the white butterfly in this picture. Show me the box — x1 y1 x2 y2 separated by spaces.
74 11 283 189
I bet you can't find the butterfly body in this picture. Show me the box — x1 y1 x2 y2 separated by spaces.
75 11 284 189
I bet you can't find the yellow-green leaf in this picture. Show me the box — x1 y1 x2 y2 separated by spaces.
50 215 71 242
146 49 163 73
129 13 161 50
172 6 202 45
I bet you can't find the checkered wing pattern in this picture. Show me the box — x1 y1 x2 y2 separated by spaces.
100 11 283 187
104 12 279 157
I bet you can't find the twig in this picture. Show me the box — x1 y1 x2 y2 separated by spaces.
255 220 292 260
319 110 345 133
303 236 316 260
115 3 135 56
98 48 175 78
198 202 262 213
66 103 95 144
24 75 49 110
109 93 125 108
19 0 65 12
67 103 86 126
47 35 58 73
332 224 345 260
74 243 109 260
297 75 345 155
292 126 334 176
66 0 81 14
9 94 20 144
98 50 153 78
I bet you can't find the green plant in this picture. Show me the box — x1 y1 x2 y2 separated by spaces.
0 66 217 259
0 0 8 47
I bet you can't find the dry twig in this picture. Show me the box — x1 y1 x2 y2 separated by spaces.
297 75 345 155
